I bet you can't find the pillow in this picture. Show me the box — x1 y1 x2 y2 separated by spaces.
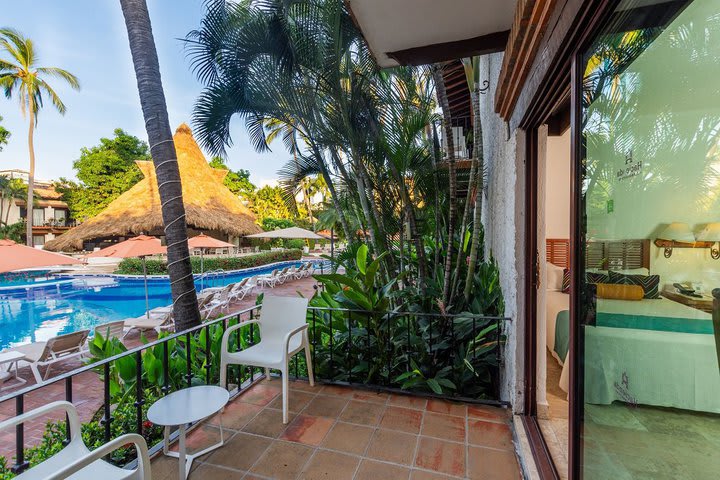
596 283 644 301
562 268 571 293
586 271 610 285
546 262 565 291
608 271 660 299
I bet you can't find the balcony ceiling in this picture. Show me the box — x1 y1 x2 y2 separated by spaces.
347 0 517 67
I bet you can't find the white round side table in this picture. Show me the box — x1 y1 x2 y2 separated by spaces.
147 385 230 480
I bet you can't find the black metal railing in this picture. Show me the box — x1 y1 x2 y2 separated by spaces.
0 304 509 474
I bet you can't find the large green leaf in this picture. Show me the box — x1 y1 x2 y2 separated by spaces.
356 244 368 274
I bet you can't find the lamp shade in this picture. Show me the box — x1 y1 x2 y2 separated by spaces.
658 222 695 243
696 223 720 242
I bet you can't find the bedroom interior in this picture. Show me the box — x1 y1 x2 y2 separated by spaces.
537 1 720 478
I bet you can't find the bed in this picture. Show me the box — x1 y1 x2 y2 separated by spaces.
545 238 720 413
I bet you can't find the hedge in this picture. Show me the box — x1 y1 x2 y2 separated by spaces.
114 249 303 275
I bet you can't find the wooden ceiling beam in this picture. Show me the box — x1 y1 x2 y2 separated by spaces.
386 30 509 66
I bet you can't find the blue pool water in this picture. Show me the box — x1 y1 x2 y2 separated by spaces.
0 261 313 349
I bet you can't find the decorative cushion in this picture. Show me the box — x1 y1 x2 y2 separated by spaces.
547 262 565 291
586 271 610 285
596 283 645 301
562 269 571 293
609 271 661 299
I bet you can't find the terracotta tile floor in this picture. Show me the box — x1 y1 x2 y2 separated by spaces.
151 380 522 480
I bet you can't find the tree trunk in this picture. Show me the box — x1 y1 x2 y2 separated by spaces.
432 65 457 308
26 108 35 246
427 125 442 277
318 147 353 241
387 159 426 288
464 87 485 300
120 0 200 331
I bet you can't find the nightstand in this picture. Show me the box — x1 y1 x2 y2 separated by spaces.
661 288 714 314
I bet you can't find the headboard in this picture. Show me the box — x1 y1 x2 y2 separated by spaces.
546 238 651 271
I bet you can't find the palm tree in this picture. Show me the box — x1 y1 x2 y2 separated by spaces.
0 28 79 246
462 56 485 301
119 0 200 331
432 64 457 307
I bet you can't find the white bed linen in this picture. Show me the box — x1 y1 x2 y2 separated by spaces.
546 290 569 364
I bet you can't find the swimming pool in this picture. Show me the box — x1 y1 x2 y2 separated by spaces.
0 260 319 349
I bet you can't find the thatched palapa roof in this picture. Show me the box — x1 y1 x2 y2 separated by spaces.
45 124 261 251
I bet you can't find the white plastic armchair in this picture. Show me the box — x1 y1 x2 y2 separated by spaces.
219 296 314 424
0 401 151 480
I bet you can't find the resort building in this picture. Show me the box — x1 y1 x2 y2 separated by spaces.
348 0 720 478
0 169 74 247
44 124 261 252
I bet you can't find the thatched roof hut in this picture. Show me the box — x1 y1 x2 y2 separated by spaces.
45 124 261 252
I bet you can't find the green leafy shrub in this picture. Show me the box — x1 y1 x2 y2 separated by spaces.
115 249 302 275
309 243 505 398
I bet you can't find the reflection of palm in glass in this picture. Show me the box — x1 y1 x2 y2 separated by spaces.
582 9 720 237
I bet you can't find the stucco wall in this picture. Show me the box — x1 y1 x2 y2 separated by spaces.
478 52 526 412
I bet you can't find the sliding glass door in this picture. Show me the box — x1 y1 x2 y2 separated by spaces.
577 0 720 478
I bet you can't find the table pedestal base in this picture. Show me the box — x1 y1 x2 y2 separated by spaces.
162 417 225 480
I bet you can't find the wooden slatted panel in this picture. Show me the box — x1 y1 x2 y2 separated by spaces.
604 240 649 270
546 238 570 268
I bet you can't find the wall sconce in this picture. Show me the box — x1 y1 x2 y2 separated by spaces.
696 223 720 260
654 222 697 258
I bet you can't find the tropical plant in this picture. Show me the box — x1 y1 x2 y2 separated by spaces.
0 28 80 246
0 115 9 150
0 177 24 226
54 129 147 221
119 0 200 331
208 156 256 200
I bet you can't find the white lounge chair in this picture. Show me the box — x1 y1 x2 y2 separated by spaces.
219 296 314 424
0 401 151 480
276 267 292 284
202 284 234 318
8 330 90 384
257 269 281 288
93 320 126 342
123 310 173 338
228 276 257 303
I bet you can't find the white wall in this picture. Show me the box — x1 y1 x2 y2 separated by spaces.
545 129 570 239
479 52 526 413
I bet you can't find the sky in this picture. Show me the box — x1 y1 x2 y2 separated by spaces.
0 0 287 186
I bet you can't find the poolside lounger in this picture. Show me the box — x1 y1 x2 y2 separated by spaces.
202 284 234 318
276 267 291 284
93 320 126 342
123 310 173 338
7 329 90 384
257 269 280 288
227 277 256 303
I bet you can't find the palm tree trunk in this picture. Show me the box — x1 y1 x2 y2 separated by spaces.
432 65 457 307
120 0 200 331
388 160 426 287
427 125 442 277
319 147 353 241
464 88 485 300
26 108 35 246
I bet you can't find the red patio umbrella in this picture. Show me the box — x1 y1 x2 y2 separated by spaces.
0 239 82 274
188 234 234 288
86 235 167 318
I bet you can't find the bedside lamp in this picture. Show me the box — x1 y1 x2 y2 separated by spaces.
656 222 695 258
696 223 720 260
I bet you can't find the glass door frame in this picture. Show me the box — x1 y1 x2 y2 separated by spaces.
520 1 626 479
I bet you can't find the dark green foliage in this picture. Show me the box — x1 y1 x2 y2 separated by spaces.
0 115 9 151
310 243 505 398
114 249 302 275
55 129 148 221
0 221 24 242
208 156 256 200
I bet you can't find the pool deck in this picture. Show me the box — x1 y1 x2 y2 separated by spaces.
0 275 320 459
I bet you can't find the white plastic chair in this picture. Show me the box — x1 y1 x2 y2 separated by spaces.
0 401 151 480
219 296 314 424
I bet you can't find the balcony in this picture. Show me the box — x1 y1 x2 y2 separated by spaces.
0 305 517 480
150 379 520 479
